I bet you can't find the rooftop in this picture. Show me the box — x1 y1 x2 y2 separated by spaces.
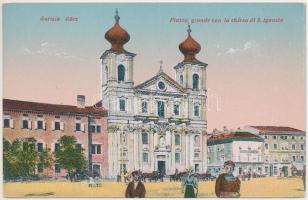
207 131 263 145
249 126 304 133
3 99 108 116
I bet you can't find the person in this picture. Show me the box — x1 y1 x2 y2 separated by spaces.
124 171 130 184
215 160 241 198
125 172 146 198
182 169 198 198
303 165 306 190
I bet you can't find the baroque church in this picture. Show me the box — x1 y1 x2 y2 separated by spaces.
100 10 207 178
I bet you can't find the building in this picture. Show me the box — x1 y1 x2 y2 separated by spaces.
243 126 306 176
207 131 264 177
3 96 108 178
100 10 207 178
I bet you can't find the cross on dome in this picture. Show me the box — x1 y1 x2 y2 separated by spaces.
187 23 191 35
158 60 164 74
115 8 120 22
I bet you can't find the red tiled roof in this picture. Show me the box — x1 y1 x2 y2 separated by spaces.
250 126 304 133
208 131 259 142
3 99 108 116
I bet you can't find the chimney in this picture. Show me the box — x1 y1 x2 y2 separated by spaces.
77 95 85 108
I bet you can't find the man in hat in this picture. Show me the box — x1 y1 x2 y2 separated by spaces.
182 168 198 198
215 160 241 198
125 171 146 198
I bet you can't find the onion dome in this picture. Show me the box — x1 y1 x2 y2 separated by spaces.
105 9 130 51
179 24 201 61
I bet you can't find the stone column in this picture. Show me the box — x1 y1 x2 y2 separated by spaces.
150 130 155 171
185 133 189 168
128 57 133 82
110 54 116 80
166 130 171 146
170 131 175 173
190 133 193 168
133 131 137 170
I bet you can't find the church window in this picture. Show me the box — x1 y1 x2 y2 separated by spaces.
175 134 180 145
180 75 183 84
193 74 199 90
194 105 200 117
194 135 200 147
174 104 179 116
157 101 165 118
117 64 125 81
142 131 148 144
175 153 180 163
119 99 126 111
143 152 148 162
158 81 166 90
142 101 148 113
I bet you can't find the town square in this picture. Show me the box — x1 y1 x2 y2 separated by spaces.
4 177 305 198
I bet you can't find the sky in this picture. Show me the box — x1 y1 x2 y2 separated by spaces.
3 3 306 131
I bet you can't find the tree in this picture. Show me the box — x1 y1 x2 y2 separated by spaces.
3 137 38 179
55 135 86 181
3 138 13 179
39 147 54 177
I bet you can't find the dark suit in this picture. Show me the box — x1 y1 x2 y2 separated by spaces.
125 180 146 198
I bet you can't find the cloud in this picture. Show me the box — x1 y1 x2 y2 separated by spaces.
22 48 34 55
225 40 259 55
226 48 237 55
21 42 85 61
243 41 259 50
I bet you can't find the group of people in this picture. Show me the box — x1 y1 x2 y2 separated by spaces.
181 160 241 198
124 160 241 198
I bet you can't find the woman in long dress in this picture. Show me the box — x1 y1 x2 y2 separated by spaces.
215 160 241 198
125 172 146 198
182 169 198 198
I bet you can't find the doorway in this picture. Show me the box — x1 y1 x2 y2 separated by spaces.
92 164 101 178
157 161 166 173
282 166 288 177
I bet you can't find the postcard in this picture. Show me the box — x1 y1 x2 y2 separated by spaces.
2 2 306 198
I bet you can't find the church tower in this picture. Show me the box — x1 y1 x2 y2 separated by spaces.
175 24 207 92
174 25 208 173
100 9 136 118
174 24 207 124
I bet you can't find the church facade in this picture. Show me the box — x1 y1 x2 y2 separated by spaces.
100 10 208 178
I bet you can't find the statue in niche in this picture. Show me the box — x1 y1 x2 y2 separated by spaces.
159 136 165 146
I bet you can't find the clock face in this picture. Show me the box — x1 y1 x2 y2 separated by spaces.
158 81 166 90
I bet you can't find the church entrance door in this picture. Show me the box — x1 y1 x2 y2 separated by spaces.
158 161 166 173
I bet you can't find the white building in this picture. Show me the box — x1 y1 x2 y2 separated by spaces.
100 10 207 178
207 131 264 177
243 126 306 176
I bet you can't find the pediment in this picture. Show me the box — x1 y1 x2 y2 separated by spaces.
134 72 185 93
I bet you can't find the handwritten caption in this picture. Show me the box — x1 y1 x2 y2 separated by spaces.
170 17 283 24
